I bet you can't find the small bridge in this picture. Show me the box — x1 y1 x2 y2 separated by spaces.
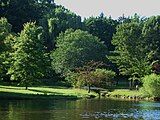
83 86 108 98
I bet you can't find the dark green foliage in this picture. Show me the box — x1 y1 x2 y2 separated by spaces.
0 0 42 32
40 6 82 50
142 16 160 60
84 16 118 51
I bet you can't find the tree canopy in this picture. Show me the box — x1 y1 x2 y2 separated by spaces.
7 22 48 89
0 18 13 81
84 16 118 51
51 29 108 74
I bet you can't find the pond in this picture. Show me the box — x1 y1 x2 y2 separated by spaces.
0 98 160 120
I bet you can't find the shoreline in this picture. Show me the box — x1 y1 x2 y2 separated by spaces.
102 89 160 102
104 94 160 102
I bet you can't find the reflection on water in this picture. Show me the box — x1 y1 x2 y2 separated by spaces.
0 99 160 120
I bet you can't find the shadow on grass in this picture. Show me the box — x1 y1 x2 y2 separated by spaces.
0 86 26 90
38 86 69 89
0 85 70 90
0 92 78 100
28 89 62 95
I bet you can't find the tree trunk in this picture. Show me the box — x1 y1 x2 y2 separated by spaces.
25 80 28 90
129 79 133 90
25 86 28 90
88 85 91 93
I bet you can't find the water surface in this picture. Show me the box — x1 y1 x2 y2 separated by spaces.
0 99 160 120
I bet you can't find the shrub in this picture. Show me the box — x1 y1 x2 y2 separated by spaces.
142 74 160 97
92 69 116 87
65 72 85 88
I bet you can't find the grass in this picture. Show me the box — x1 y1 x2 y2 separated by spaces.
107 89 160 101
0 85 97 100
108 89 143 97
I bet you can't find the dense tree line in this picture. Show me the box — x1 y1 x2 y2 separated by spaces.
1 0 160 93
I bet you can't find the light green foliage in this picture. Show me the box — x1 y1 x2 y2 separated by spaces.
92 69 116 86
142 74 160 97
0 17 11 52
65 72 85 88
51 29 107 74
0 17 13 80
7 22 47 89
110 15 160 81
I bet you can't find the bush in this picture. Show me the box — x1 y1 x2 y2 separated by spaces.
65 68 116 89
65 72 85 88
142 74 160 97
92 69 116 87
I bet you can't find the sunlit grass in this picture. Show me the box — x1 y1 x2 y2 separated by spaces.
108 89 143 97
0 85 97 99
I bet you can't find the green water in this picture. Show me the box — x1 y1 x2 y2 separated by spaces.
0 99 160 120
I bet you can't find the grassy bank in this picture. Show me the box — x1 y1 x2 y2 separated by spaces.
108 89 143 97
0 85 97 100
106 89 159 101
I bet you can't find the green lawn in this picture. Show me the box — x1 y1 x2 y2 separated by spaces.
0 85 97 100
108 89 144 97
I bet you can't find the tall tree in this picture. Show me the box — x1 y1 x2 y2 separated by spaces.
8 22 47 89
51 29 108 75
110 19 151 83
40 6 82 51
0 0 56 32
0 17 13 81
142 16 160 61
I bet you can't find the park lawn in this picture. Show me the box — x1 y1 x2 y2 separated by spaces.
0 85 97 100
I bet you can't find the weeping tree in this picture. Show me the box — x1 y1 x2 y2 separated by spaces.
8 22 48 89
